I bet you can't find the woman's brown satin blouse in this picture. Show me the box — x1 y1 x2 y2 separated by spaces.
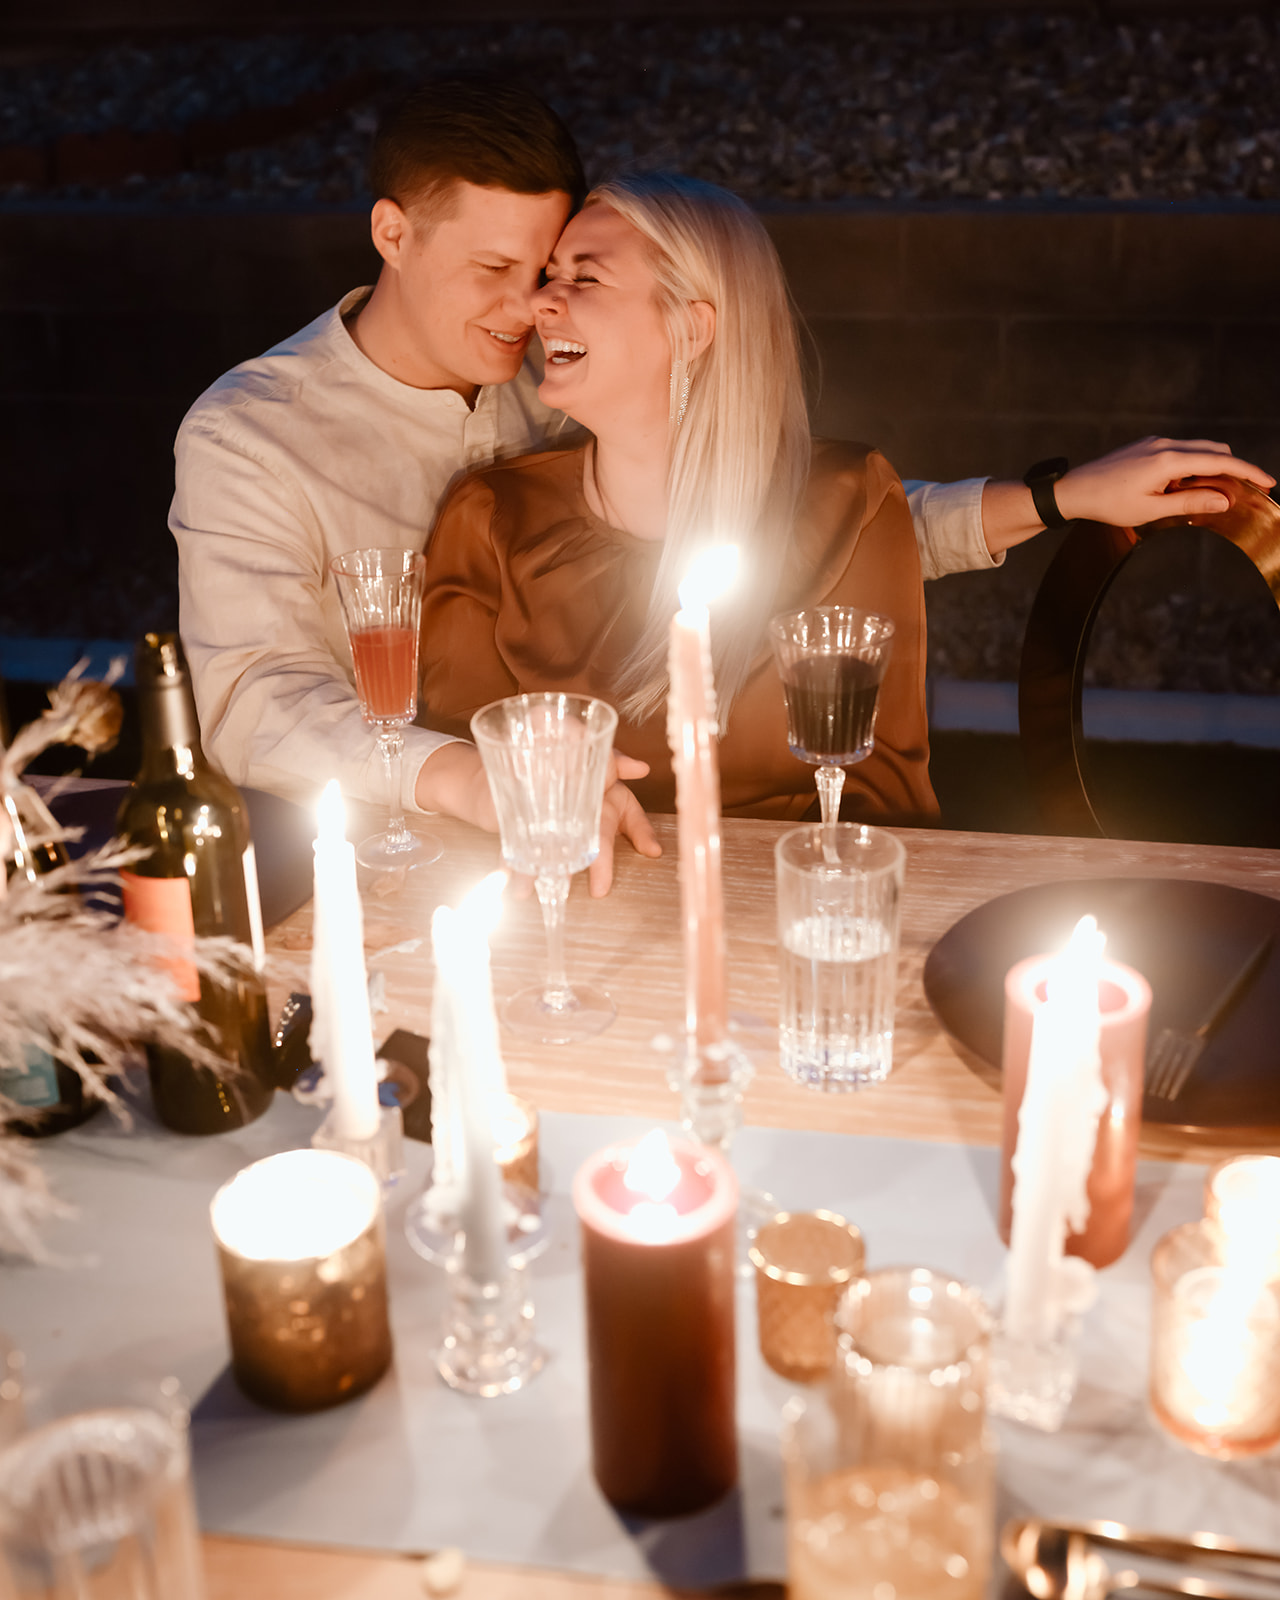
419 439 937 822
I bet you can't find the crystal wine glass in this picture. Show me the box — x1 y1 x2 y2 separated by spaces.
471 693 618 1044
769 606 895 827
330 548 442 870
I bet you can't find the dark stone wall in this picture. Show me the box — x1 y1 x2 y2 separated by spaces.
4 0 1268 40
1 205 1277 635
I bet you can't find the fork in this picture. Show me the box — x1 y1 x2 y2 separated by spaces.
1145 933 1274 1101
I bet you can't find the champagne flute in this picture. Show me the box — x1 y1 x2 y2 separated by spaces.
330 548 442 870
769 606 895 827
471 693 618 1044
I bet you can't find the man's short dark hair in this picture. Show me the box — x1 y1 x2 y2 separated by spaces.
369 76 586 223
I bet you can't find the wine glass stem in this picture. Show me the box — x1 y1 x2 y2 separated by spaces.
815 764 845 828
377 725 411 846
535 872 573 1012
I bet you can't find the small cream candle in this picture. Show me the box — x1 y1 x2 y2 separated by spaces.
210 1149 392 1411
311 781 381 1142
666 547 737 1062
1005 915 1109 1344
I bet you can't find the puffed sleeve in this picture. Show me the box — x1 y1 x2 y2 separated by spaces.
418 472 521 739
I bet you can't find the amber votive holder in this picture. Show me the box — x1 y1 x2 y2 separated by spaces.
750 1210 865 1383
210 1149 393 1412
495 1093 539 1193
1149 1219 1280 1459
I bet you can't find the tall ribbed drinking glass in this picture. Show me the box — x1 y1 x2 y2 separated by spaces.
775 823 906 1089
0 1401 205 1599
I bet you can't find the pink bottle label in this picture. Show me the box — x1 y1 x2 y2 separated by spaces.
120 870 200 1003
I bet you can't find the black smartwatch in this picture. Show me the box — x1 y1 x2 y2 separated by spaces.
1023 456 1070 529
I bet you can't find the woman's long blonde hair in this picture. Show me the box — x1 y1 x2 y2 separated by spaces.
590 173 811 724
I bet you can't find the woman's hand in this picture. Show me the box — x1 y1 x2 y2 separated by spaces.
588 753 663 898
417 741 662 896
981 436 1276 555
1054 436 1275 527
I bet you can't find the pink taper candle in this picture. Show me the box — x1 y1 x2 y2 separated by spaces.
666 549 738 1065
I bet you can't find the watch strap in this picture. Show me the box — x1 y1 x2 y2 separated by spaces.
1023 456 1070 530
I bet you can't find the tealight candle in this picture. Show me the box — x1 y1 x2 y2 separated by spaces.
573 1130 738 1517
1205 1155 1280 1278
1149 1219 1280 1458
211 1149 392 1412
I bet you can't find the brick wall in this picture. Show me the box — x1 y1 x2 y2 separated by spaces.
1 204 1277 635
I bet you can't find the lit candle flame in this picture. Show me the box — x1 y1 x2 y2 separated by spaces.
458 870 507 940
1049 914 1106 1003
211 1150 379 1261
624 1129 682 1203
317 778 346 844
678 545 739 612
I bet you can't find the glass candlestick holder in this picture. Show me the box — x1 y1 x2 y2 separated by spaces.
1149 1219 1280 1459
436 1263 545 1398
404 1173 548 1398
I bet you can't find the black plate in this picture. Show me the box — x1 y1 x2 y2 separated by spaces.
922 877 1280 1133
48 782 314 931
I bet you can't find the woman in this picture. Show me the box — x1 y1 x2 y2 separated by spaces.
418 171 936 822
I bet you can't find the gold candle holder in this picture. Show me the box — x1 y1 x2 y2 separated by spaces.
1150 1219 1280 1459
749 1211 865 1384
495 1093 539 1193
210 1149 393 1412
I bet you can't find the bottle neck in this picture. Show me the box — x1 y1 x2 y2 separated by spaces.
138 679 206 778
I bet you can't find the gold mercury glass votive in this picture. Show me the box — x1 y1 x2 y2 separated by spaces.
210 1149 393 1413
750 1210 866 1383
1149 1218 1280 1459
495 1093 540 1193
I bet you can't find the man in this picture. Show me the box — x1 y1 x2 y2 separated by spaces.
174 77 1272 885
173 78 657 891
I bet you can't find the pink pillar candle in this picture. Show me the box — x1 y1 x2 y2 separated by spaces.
573 1131 738 1517
999 953 1152 1268
666 597 729 1063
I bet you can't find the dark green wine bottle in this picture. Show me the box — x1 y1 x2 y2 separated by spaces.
116 634 274 1135
2 789 104 1137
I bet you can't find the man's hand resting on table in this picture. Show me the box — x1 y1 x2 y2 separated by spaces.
981 436 1276 555
414 740 661 897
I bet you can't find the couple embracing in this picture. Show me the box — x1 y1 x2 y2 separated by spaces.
172 77 1270 888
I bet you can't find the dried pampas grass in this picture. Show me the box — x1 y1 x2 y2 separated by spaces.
1 660 257 1260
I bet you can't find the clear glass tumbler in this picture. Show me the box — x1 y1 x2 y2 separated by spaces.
471 693 619 1044
0 1401 205 1599
775 823 906 1089
783 1266 994 1600
330 547 441 871
769 606 895 828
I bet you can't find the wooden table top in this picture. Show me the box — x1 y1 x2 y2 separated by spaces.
218 816 1280 1598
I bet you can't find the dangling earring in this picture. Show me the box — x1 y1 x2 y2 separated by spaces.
669 360 691 428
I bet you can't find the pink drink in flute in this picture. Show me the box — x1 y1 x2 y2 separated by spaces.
349 626 418 723
330 549 441 871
